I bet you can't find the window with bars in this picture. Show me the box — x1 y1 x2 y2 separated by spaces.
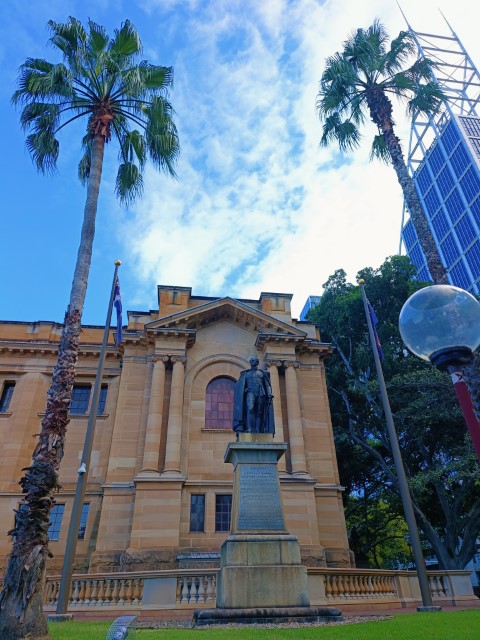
455 214 476 250
431 209 449 241
415 165 433 196
428 143 446 176
409 244 426 272
0 382 15 413
189 494 206 532
423 188 441 218
450 261 471 290
205 377 235 429
445 189 465 223
471 196 480 227
48 504 65 541
460 167 480 205
70 385 91 414
441 120 460 155
402 219 418 251
466 242 480 278
78 503 90 540
450 144 470 178
98 385 108 414
441 234 461 266
437 166 455 199
70 384 108 415
215 494 232 532
459 116 480 138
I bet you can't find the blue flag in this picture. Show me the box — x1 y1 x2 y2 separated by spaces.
114 278 122 345
367 301 384 361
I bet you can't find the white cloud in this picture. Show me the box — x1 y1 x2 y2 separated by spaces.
117 0 480 317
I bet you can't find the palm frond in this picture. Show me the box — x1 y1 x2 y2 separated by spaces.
385 30 416 74
111 20 142 58
139 62 174 91
48 17 88 71
145 101 180 177
408 83 446 117
19 102 60 132
87 19 109 56
320 114 361 152
370 134 391 163
26 130 59 174
12 59 73 105
115 161 144 205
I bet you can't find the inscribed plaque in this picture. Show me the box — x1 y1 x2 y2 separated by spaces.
237 464 285 530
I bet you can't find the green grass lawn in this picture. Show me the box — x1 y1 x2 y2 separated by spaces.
48 610 480 640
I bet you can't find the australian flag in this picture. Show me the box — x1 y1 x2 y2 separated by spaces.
367 301 384 361
114 278 122 345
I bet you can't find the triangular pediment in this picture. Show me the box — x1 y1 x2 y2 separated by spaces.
144 297 306 337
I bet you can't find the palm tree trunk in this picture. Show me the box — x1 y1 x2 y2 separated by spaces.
367 91 448 285
387 131 448 285
0 134 105 640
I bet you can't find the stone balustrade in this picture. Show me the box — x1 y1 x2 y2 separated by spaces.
44 573 145 608
323 571 397 599
176 574 216 605
41 567 476 614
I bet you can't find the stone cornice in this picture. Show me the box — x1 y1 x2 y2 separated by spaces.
297 339 334 359
145 327 196 348
0 341 121 360
255 333 306 349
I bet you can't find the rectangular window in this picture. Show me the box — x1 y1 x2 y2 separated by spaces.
78 503 90 540
215 494 232 532
189 494 206 532
97 385 108 414
70 385 91 415
48 504 65 541
0 382 15 413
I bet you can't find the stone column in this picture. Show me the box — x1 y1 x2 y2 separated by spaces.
284 361 308 475
162 356 187 475
140 355 168 474
267 360 287 473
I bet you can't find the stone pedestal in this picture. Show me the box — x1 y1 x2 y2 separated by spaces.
216 438 309 609
196 436 342 624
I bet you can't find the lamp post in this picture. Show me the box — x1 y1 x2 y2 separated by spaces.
359 280 438 611
399 285 480 459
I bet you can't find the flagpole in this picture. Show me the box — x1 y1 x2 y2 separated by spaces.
358 280 438 612
55 260 122 615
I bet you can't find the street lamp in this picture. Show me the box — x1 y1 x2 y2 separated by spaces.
399 284 480 458
399 285 480 370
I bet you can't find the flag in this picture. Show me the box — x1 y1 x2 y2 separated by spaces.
367 301 384 361
114 278 122 345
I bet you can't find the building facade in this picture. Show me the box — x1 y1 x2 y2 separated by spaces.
0 285 351 575
402 21 480 291
299 296 321 321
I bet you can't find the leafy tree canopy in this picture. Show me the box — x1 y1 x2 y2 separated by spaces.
308 256 480 570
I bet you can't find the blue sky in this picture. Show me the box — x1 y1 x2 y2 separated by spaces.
1 0 479 325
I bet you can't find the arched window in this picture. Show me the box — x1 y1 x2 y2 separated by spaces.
205 377 235 429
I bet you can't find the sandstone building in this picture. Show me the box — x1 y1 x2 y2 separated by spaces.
0 285 351 574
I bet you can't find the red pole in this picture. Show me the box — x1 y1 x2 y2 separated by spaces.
450 368 480 460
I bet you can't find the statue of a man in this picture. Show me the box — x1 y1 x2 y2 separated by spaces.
233 357 275 435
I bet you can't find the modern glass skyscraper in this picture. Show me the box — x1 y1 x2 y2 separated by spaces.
401 18 480 294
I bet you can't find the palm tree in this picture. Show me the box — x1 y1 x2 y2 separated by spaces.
0 18 179 639
317 19 447 285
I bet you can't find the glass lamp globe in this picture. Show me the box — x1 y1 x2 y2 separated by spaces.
399 285 480 370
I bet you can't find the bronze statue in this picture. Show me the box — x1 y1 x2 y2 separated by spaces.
233 357 275 435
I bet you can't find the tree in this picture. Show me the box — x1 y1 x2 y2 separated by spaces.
0 18 179 640
316 19 447 285
309 256 480 571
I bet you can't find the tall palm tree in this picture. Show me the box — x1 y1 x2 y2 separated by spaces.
0 18 179 639
317 19 447 285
